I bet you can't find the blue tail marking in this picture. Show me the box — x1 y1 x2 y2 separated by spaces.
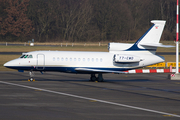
126 24 155 51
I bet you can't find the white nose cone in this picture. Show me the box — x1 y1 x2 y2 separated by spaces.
4 62 10 67
3 59 18 68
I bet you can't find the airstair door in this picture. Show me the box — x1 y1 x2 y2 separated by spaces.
37 54 45 70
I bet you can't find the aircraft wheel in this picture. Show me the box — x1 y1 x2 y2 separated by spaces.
28 71 35 82
97 78 103 82
97 73 104 82
91 76 97 81
90 74 97 81
29 77 34 82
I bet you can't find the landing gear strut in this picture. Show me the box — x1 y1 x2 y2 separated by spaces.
90 74 97 81
90 73 104 82
97 73 103 82
28 71 35 82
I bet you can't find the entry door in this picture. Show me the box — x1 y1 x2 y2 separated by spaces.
37 54 45 70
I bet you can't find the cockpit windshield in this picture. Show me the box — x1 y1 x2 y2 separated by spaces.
28 55 33 58
20 55 25 58
20 54 33 59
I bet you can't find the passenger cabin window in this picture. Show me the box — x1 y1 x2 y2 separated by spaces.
52 57 102 62
96 58 98 62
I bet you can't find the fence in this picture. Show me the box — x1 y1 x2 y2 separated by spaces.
147 62 180 68
0 42 108 47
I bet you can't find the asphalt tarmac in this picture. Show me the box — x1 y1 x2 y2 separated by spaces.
0 71 180 120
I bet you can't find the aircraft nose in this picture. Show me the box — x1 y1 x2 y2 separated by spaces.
4 61 11 67
4 60 17 68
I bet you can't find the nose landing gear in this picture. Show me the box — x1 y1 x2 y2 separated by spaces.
28 71 35 82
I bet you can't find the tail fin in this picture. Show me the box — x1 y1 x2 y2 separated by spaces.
108 20 173 53
127 20 168 52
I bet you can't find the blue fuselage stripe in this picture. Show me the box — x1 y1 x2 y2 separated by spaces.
6 66 131 73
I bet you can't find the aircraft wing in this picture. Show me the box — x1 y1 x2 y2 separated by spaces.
140 43 174 48
75 68 127 74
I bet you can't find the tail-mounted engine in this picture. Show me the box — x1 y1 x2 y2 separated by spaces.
113 54 143 64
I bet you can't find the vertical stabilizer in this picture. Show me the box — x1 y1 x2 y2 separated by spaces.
138 20 166 44
127 20 166 52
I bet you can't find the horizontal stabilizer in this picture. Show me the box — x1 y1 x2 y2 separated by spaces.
140 43 174 48
75 68 127 74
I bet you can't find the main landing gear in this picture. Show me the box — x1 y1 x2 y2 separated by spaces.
90 73 104 82
28 71 35 82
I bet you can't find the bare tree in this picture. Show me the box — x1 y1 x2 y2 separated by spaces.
62 0 93 42
0 0 34 41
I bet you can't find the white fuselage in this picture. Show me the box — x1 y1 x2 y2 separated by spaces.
4 50 164 73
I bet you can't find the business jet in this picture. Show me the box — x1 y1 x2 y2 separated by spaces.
4 20 173 82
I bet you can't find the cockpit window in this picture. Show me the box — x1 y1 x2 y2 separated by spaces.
20 55 25 58
24 55 28 58
28 55 33 58
19 54 33 59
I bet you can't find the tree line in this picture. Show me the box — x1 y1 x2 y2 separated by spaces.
0 0 177 42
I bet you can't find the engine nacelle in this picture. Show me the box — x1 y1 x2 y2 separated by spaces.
108 43 133 52
113 54 142 64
